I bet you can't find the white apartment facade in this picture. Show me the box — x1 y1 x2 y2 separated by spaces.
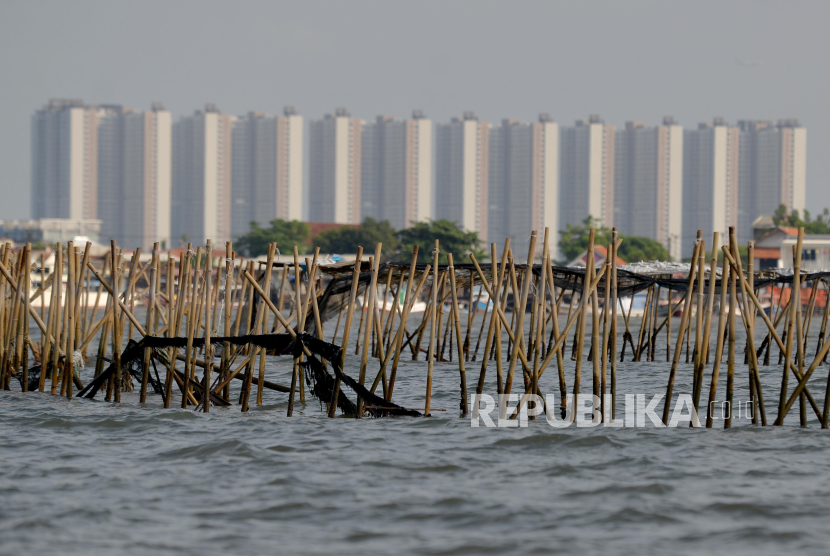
309 108 363 224
489 114 558 258
435 112 490 239
31 99 100 221
681 118 739 258
172 104 234 246
232 107 303 239
559 115 615 231
615 117 683 260
97 103 172 250
361 110 432 229
737 119 807 244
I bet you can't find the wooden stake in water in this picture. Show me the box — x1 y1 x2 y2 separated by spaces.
425 240 439 416
446 253 468 415
328 247 363 418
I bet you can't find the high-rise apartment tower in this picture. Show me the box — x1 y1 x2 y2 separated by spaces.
232 107 303 239
309 108 363 224
489 114 559 258
681 118 739 258
31 99 101 221
97 103 172 250
736 120 806 243
614 117 683 260
172 104 234 246
559 115 615 231
435 112 490 239
361 110 432 229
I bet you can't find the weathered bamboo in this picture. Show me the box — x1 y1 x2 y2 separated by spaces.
140 244 158 403
425 241 439 416
202 241 214 412
21 246 31 392
357 246 382 416
693 232 719 413
705 261 730 428
384 247 420 401
778 230 803 424
182 246 202 409
221 244 233 401
329 247 363 417
725 247 737 430
446 253 468 414
503 233 537 402
600 244 612 420
571 231 593 410
721 247 822 422
287 245 303 416
727 233 766 425
38 246 59 392
661 238 700 425
255 243 277 406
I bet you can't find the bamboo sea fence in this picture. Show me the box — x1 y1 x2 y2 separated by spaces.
2 227 830 428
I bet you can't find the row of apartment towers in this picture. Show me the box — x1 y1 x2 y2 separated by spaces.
32 99 806 260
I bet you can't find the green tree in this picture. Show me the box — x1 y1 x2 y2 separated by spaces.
396 219 486 264
772 203 830 234
558 216 670 263
558 216 612 262
315 218 400 259
235 219 311 257
617 236 669 263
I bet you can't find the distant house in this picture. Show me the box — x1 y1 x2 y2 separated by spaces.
567 245 626 267
753 227 798 269
781 235 830 271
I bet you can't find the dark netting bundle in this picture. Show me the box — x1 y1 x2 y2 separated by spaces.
76 332 421 417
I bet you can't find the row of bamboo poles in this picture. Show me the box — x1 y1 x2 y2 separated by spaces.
1 225 829 427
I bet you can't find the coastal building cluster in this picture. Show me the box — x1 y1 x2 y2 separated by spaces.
30 99 806 259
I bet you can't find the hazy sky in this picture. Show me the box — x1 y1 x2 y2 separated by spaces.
1 0 828 220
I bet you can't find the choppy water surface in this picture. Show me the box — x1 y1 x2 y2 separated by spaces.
2 315 830 555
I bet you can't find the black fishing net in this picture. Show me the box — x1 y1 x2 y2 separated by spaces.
75 332 420 417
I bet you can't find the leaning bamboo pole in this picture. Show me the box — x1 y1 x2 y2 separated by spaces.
778 230 803 424
328 247 363 418
425 241 439 416
446 253 468 414
661 239 700 425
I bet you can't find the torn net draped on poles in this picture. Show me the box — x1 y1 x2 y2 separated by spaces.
74 332 420 417
306 261 830 331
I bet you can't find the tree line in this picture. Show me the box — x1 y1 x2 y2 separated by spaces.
234 215 680 264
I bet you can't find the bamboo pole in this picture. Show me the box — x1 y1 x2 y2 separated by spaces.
384 247 419 401
721 247 823 423
38 246 59 392
329 247 363 417
21 246 31 392
356 246 382 416
254 243 277 406
503 233 537 400
727 234 766 426
705 261 730 428
425 240 439 416
661 238 700 425
182 246 202 409
725 247 737 430
474 242 505 406
571 231 593 410
286 246 305 415
694 232 719 413
446 253 468 414
202 241 214 412
140 244 158 403
778 230 803 424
